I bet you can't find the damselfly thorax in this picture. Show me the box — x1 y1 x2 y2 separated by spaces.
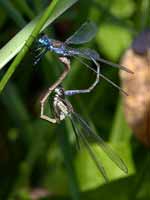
53 87 73 122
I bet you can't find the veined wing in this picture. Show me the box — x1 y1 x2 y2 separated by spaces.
65 21 97 45
70 115 81 150
69 114 109 182
76 48 133 73
71 112 128 174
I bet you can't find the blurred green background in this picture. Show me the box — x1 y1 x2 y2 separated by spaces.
0 0 149 199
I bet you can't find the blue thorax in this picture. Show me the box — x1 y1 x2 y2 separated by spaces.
50 44 67 55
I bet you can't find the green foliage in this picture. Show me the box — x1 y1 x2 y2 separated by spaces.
96 23 133 60
0 0 150 200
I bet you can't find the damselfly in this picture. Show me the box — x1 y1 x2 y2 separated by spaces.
47 85 128 182
34 21 133 95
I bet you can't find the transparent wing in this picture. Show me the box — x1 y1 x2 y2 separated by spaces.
70 116 81 150
69 115 109 182
65 21 97 45
76 48 133 73
71 112 128 174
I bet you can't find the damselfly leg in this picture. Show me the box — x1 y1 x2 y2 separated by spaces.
64 58 100 96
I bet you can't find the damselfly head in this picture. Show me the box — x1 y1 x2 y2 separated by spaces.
54 85 64 97
38 34 51 47
33 34 51 65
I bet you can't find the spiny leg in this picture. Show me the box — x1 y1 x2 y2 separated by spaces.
34 47 48 65
64 57 100 96
40 57 71 123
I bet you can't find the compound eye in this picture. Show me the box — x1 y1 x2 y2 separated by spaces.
38 38 43 43
55 86 64 96
59 88 64 95
38 35 49 46
54 88 59 94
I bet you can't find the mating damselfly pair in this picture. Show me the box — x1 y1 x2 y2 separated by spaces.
33 21 131 181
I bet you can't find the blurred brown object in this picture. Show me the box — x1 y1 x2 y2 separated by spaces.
120 30 150 147
30 188 50 200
